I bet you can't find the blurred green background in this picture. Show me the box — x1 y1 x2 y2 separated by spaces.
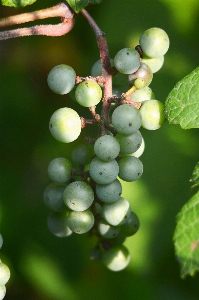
1 0 199 299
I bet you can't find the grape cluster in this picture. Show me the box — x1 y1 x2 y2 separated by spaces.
44 27 169 271
0 234 10 300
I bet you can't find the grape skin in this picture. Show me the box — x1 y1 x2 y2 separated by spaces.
142 55 164 73
140 100 165 130
0 261 10 286
67 210 94 234
130 86 154 102
114 48 140 74
43 182 66 212
75 80 102 107
98 219 120 239
0 285 6 300
49 107 81 143
47 157 72 183
96 179 122 203
102 245 130 271
47 211 73 237
94 135 120 161
89 157 119 184
0 234 3 250
118 156 143 182
72 143 93 165
139 27 169 58
47 64 76 95
116 130 142 154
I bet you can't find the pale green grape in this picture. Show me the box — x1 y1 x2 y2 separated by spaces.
67 210 94 234
49 107 81 143
139 27 169 58
48 157 72 183
114 48 140 74
94 135 120 161
75 80 102 107
47 211 72 237
98 218 120 239
118 156 143 182
132 137 145 158
96 179 122 203
112 104 142 135
47 64 76 95
63 181 94 211
130 86 154 102
120 211 140 236
89 157 119 184
72 143 93 165
0 234 3 250
0 261 10 286
43 182 66 212
0 285 6 300
102 197 131 226
128 62 153 89
102 245 130 271
116 130 142 154
142 55 164 73
140 100 165 130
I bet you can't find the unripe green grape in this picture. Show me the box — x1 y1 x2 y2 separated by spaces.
75 80 102 107
120 211 140 236
102 245 130 271
47 64 76 95
94 135 120 161
72 143 93 165
96 179 122 203
48 157 72 183
43 182 66 212
130 86 154 102
139 27 169 58
63 181 94 211
140 100 165 130
49 107 81 143
114 48 140 74
91 58 114 77
142 55 164 73
0 285 6 300
132 137 145 158
118 156 143 182
128 62 153 89
89 157 119 184
0 234 3 250
67 210 94 234
98 219 120 239
102 197 131 226
116 130 142 154
0 261 10 286
112 104 142 135
111 232 126 245
47 211 72 237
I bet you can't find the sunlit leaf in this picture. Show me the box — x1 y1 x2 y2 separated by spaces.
190 162 199 188
174 190 199 277
1 0 37 8
165 67 199 129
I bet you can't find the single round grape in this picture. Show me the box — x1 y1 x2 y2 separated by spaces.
130 86 154 102
132 137 145 158
0 261 10 286
139 27 169 58
63 181 94 211
48 157 72 183
102 245 130 271
142 55 164 73
98 218 120 239
0 285 6 300
128 62 153 89
47 64 76 95
47 211 72 237
116 130 142 154
89 247 102 261
43 182 66 212
96 179 122 203
91 58 114 77
114 48 140 74
102 197 131 226
120 211 140 236
75 80 102 107
49 107 81 143
140 100 165 130
112 104 142 135
67 210 94 234
111 232 126 245
94 135 120 161
89 157 119 184
118 156 143 182
72 143 93 165
0 234 3 250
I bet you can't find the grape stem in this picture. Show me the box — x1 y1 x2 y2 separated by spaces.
0 3 75 40
81 9 112 135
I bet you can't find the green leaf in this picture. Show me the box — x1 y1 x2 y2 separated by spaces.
174 190 199 278
1 0 37 8
190 162 199 188
66 0 103 13
164 67 199 129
